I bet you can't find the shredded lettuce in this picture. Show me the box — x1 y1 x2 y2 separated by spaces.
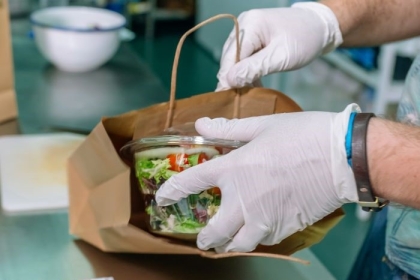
145 205 153 215
135 158 178 189
173 218 205 233
135 153 222 235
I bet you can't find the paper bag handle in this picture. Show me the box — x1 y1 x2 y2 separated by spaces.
165 14 241 129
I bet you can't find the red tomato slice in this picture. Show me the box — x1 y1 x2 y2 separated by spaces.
167 153 188 172
197 153 209 164
208 187 221 196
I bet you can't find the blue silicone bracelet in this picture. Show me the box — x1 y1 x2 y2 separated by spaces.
345 112 357 167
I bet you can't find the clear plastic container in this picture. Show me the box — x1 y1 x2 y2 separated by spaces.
120 135 245 238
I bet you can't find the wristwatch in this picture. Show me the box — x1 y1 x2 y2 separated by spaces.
351 113 389 212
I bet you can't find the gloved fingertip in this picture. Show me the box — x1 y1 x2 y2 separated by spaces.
214 243 229 254
226 64 256 89
155 194 176 207
155 182 186 206
195 117 213 134
197 233 211 250
154 190 177 206
197 225 223 250
215 80 231 92
195 117 233 139
226 67 244 89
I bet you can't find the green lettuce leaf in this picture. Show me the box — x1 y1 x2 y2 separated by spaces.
173 218 205 233
187 154 200 166
135 158 178 189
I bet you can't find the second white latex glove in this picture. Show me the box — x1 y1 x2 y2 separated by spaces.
216 2 343 91
155 104 360 253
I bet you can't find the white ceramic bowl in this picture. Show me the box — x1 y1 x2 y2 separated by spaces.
30 6 126 73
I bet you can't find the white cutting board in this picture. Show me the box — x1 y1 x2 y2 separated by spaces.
0 133 86 214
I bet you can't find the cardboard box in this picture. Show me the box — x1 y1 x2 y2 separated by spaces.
0 0 18 124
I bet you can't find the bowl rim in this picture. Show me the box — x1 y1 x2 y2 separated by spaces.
30 6 126 32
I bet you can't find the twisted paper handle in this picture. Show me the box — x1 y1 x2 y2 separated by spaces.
165 14 241 129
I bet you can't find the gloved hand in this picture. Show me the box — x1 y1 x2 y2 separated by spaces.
155 104 360 253
216 2 343 91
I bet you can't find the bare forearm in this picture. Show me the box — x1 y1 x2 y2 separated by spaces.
367 118 420 209
321 0 420 47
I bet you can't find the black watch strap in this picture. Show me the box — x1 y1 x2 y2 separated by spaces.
351 113 388 212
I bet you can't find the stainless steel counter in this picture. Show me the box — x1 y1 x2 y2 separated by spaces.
0 18 336 280
0 200 335 280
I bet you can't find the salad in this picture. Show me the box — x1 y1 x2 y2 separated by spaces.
134 145 222 234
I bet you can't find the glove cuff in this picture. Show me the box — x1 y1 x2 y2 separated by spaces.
291 2 343 54
331 103 361 203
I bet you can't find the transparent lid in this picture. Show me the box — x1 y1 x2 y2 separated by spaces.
119 135 246 160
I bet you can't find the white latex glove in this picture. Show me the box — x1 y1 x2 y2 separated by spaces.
155 104 360 253
216 2 343 91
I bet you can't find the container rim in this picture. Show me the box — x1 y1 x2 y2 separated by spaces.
119 135 247 160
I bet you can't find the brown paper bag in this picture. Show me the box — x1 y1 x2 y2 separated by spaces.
0 0 18 123
68 14 344 265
